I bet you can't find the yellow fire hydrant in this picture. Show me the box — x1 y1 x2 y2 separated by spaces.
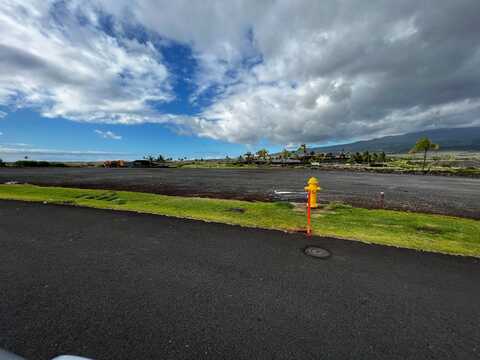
305 177 321 208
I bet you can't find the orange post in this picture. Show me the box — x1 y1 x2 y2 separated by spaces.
307 190 312 236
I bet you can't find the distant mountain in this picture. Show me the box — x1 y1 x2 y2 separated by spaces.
310 127 480 154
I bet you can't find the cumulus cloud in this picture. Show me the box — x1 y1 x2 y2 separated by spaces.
0 0 172 124
94 129 122 140
0 111 7 119
180 0 480 144
1 0 480 145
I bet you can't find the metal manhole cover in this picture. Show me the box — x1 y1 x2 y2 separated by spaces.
304 246 331 259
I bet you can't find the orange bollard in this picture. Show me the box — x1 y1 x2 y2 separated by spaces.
306 190 312 236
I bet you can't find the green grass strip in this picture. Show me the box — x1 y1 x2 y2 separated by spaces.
0 184 479 258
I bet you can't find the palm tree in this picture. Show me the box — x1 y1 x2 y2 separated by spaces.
143 155 155 165
297 144 307 156
256 148 269 161
297 144 308 163
244 152 254 164
362 151 371 164
280 148 291 161
378 151 387 162
409 137 439 172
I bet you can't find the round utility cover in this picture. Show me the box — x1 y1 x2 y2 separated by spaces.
304 246 330 259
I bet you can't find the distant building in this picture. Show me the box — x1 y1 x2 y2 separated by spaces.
103 160 125 168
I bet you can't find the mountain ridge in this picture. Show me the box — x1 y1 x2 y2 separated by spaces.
310 127 480 153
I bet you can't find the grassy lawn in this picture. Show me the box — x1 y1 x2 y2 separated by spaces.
0 184 479 257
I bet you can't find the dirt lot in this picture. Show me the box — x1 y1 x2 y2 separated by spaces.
0 167 479 218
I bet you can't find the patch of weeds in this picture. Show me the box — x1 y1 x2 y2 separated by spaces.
274 201 295 210
415 225 443 235
75 192 124 202
94 192 117 201
96 192 115 200
74 194 90 199
103 195 119 202
371 223 403 229
226 207 246 214
324 201 352 211
112 198 127 205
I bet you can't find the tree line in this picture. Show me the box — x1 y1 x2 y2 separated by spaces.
239 145 387 164
238 136 439 169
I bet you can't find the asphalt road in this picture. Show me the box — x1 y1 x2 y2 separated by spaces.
0 167 479 218
0 200 479 360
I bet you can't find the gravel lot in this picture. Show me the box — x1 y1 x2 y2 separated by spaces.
0 167 479 218
1 200 479 359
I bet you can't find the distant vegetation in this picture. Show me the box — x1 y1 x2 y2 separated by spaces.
172 140 480 176
200 138 476 176
143 154 167 164
256 148 269 160
239 145 387 166
13 160 68 167
350 151 387 164
2 133 477 177
409 137 440 171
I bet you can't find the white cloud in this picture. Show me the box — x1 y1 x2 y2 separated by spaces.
1 0 480 145
0 111 6 119
169 0 480 144
94 129 122 140
0 0 171 123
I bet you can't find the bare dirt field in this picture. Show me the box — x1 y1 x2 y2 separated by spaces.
0 167 479 218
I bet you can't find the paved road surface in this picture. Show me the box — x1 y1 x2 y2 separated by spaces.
0 200 479 359
0 167 479 218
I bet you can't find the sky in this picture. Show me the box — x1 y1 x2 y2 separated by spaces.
0 0 480 161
